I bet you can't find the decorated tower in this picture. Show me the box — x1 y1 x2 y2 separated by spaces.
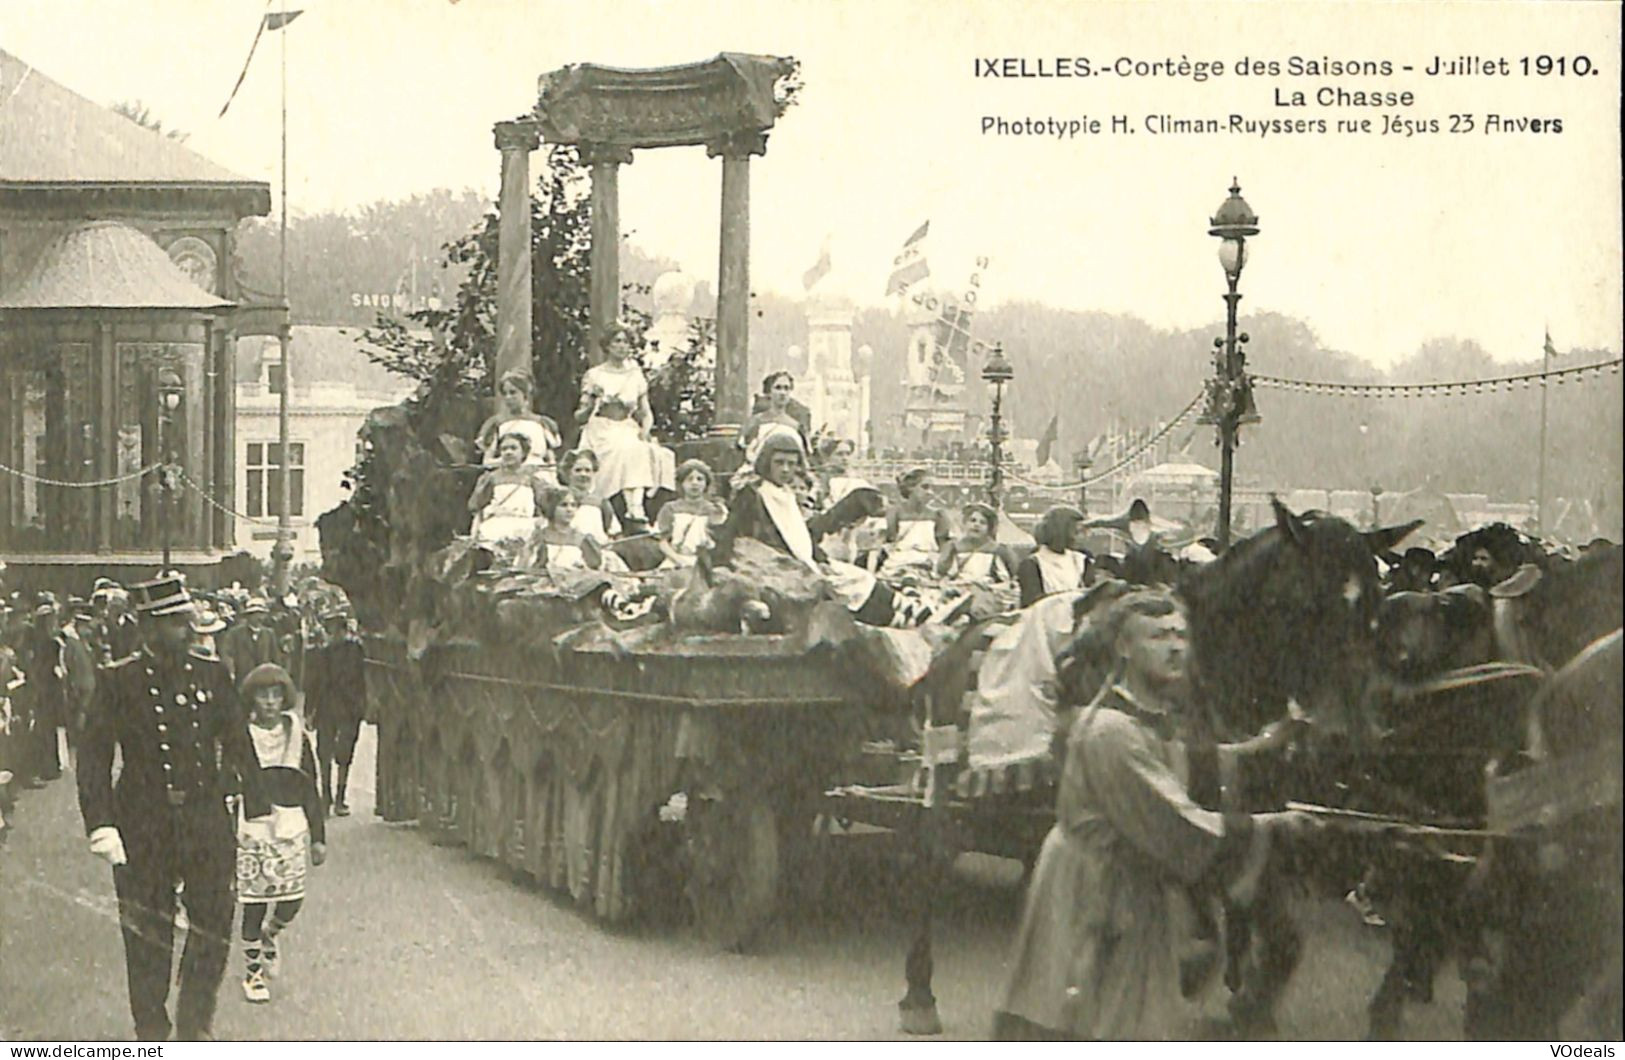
796 289 870 450
901 287 972 449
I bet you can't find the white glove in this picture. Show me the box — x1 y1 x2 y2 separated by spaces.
89 826 128 867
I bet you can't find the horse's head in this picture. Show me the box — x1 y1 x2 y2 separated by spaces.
1183 500 1419 744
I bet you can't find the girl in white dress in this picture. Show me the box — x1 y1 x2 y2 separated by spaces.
575 324 675 526
475 371 560 482
1016 505 1091 608
882 467 951 577
558 448 618 545
656 460 727 568
534 488 603 572
937 502 1016 586
467 433 546 545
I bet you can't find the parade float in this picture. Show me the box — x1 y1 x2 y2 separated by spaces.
316 54 922 948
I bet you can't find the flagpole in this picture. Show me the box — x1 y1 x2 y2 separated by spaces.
272 0 294 595
1536 327 1550 536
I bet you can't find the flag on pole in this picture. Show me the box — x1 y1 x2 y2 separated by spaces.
802 238 832 291
1543 329 1559 359
219 7 304 117
1035 413 1060 467
885 220 930 296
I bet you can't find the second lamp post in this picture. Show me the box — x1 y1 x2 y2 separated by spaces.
981 343 1014 509
1205 179 1261 550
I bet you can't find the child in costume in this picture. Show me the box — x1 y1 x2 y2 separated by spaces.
235 663 326 1004
655 459 727 568
937 502 1016 585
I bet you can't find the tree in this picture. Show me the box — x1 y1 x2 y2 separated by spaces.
236 190 489 325
110 100 188 142
359 147 717 446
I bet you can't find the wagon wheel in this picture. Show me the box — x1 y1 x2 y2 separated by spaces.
685 793 781 950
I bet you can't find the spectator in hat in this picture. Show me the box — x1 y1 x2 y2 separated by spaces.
77 573 263 1041
305 607 365 816
189 607 228 664
1 608 23 837
96 584 141 665
21 595 65 784
60 599 99 754
221 597 288 686
235 662 325 1004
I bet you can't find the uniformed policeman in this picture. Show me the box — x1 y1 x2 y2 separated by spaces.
77 574 263 1042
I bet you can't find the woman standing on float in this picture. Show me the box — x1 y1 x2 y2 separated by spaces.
739 371 809 466
575 323 674 529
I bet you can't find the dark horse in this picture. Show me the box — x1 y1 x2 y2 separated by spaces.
896 500 1417 1036
1466 629 1623 1039
1177 503 1419 1031
1353 545 1624 1038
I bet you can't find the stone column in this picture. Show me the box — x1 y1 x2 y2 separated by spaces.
707 130 768 434
582 143 634 364
493 120 541 384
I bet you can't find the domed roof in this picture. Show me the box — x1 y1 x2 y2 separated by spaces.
651 270 697 316
0 220 232 310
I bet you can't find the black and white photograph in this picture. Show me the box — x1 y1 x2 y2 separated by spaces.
1 0 1620 1044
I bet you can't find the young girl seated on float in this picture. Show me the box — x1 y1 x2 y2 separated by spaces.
468 433 548 545
937 502 1015 585
557 448 619 546
533 488 604 572
236 663 325 1005
1015 505 1092 607
881 467 952 577
656 459 727 568
475 370 561 482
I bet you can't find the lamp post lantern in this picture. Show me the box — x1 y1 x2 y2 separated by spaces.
156 368 185 572
981 343 1014 509
1074 449 1093 518
1204 178 1261 551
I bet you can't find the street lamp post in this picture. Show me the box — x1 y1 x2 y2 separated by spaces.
1204 179 1261 551
1370 483 1384 529
981 343 1014 510
156 368 185 572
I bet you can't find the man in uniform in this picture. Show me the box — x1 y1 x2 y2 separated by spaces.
77 574 262 1042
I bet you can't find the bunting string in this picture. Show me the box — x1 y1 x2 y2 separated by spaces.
0 459 160 488
1253 358 1622 399
1006 391 1205 491
178 470 281 526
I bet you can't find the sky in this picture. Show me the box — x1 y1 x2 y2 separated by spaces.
3 0 1621 369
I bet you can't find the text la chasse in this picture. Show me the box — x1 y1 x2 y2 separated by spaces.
1276 86 1416 107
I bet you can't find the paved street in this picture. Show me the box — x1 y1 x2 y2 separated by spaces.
2 727 1464 1041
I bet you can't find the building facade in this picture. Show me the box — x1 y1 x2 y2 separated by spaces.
0 48 272 590
234 327 416 563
